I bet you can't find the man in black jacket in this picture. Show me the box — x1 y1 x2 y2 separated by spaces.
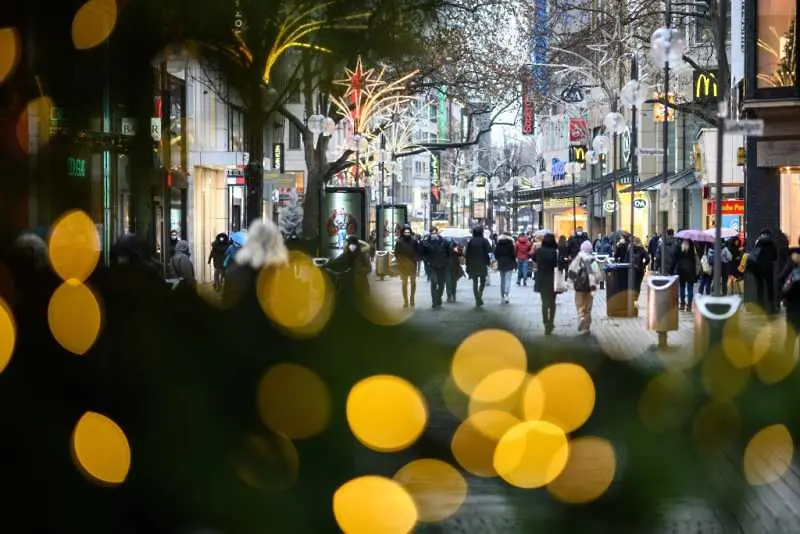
749 229 779 313
421 227 450 309
566 227 589 263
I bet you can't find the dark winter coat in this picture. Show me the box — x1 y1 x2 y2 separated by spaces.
749 235 778 278
596 237 612 255
465 233 492 279
658 236 679 274
672 246 698 283
170 241 196 285
422 235 450 270
533 246 558 296
630 245 650 273
494 235 517 272
208 233 229 269
394 235 419 276
779 253 800 331
567 232 589 260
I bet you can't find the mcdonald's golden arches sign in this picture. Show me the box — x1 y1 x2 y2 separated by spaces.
569 145 587 164
693 70 719 102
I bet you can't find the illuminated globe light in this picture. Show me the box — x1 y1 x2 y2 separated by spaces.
493 420 569 489
651 27 686 69
700 348 750 402
333 476 418 534
522 363 596 434
234 432 299 492
256 364 331 440
743 424 794 486
755 323 799 385
393 459 467 523
603 112 627 135
592 134 610 157
450 329 527 400
257 251 333 338
48 280 103 356
0 297 16 373
0 27 21 85
350 134 369 153
71 0 118 50
346 375 427 452
451 410 519 477
17 96 54 154
638 372 694 433
691 402 741 455
619 80 650 109
48 209 101 282
72 411 131 485
547 436 617 504
307 114 325 135
467 369 529 420
321 117 337 136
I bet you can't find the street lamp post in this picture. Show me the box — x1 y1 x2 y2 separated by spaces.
571 163 577 232
627 55 640 318
712 0 728 296
377 132 386 250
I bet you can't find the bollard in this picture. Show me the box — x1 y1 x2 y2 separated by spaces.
605 262 636 317
646 275 679 348
694 295 743 357
375 250 390 280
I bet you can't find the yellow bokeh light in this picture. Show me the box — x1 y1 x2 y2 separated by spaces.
743 424 794 486
358 294 414 327
0 298 16 374
48 280 103 356
751 322 779 366
72 0 118 50
755 325 799 385
234 432 299 492
256 363 331 440
48 210 101 282
257 251 332 337
442 376 469 420
72 411 131 485
0 27 21 85
346 375 427 453
393 459 467 523
451 410 519 477
692 402 741 454
333 475 418 534
17 96 53 154
522 363 595 433
701 348 749 401
468 369 528 419
547 436 616 504
451 329 527 400
638 372 694 433
493 420 569 489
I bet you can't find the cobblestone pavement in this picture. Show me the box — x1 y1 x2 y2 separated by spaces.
366 270 800 533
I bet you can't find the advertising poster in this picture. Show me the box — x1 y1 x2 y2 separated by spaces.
322 187 366 258
376 204 408 251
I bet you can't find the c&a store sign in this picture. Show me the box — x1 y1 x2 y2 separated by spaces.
706 199 744 216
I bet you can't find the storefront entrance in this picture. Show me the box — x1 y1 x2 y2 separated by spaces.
781 173 800 246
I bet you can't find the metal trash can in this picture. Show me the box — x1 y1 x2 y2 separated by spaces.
594 254 610 288
375 250 390 280
647 275 679 347
694 295 743 356
313 257 329 268
605 263 636 317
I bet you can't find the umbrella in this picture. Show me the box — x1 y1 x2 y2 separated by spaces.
229 230 247 247
704 227 738 239
608 230 631 243
533 229 554 237
438 227 472 239
675 229 714 243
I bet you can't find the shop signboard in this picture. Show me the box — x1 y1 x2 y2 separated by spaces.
706 200 744 216
322 187 367 258
693 70 719 102
603 200 617 213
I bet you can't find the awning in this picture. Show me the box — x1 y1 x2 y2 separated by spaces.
669 168 698 189
619 167 696 193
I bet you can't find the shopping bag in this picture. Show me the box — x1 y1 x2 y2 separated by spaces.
554 269 568 294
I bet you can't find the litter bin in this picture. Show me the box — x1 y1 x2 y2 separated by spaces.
694 295 743 357
605 263 636 317
594 254 610 289
647 275 679 347
375 250 390 280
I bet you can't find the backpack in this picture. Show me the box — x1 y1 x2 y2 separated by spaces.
571 259 592 292
701 253 712 275
782 267 800 296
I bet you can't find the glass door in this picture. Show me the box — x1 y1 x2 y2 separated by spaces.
781 172 800 246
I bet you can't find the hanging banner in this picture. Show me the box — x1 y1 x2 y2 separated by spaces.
437 88 449 140
568 118 588 144
522 75 535 135
430 153 441 206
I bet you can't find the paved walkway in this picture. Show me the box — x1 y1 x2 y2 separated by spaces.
367 270 800 533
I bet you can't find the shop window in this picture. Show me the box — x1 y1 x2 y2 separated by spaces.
288 122 302 150
781 172 800 246
757 0 797 88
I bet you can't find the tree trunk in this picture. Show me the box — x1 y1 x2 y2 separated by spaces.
245 103 265 227
301 135 328 244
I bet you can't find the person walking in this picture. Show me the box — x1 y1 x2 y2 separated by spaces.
514 233 533 286
421 227 450 309
557 235 569 275
748 229 779 313
494 232 516 303
207 232 229 291
779 247 800 359
568 240 598 335
394 224 419 308
465 226 492 307
567 226 589 262
672 239 698 312
533 233 559 335
445 240 465 303
698 243 713 296
630 237 650 301
170 240 196 290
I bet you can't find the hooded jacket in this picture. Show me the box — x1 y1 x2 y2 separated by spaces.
514 235 532 261
494 234 517 272
568 243 598 293
465 227 492 278
208 233 229 269
170 240 196 284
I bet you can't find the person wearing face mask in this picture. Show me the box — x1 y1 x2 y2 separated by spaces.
328 235 372 297
671 239 698 312
566 226 589 263
421 227 450 308
394 224 419 308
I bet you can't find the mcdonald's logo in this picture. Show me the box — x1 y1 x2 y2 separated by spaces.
569 145 587 163
693 70 719 102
